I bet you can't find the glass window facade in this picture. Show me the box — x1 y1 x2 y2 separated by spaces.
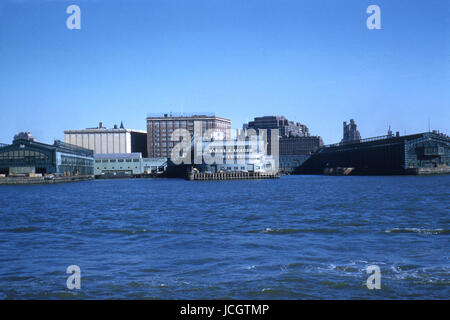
0 140 94 177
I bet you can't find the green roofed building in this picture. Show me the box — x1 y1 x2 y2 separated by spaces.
0 133 94 177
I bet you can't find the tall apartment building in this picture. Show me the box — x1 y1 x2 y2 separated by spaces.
342 119 361 143
243 116 312 155
64 122 148 157
146 113 231 158
244 116 310 138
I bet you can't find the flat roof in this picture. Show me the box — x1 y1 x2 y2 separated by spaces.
322 132 450 150
64 128 147 134
146 113 231 122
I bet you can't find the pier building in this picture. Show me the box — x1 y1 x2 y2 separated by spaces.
295 131 450 175
0 134 94 177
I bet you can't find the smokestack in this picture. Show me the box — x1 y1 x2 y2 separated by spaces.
99 122 103 128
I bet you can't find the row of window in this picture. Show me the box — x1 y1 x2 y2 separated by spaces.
95 159 140 163
150 120 218 127
153 142 175 147
61 156 92 166
57 165 94 175
0 150 49 161
96 166 139 170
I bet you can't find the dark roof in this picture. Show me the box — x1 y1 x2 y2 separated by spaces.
321 132 449 151
0 139 93 157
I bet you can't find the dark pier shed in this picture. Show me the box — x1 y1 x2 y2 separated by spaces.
294 132 450 175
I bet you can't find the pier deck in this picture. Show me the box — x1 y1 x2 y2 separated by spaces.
0 175 94 185
187 171 279 181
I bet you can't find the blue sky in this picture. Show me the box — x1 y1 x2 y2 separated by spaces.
0 0 449 144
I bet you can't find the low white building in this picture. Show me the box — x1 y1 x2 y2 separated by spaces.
94 153 167 176
194 137 277 173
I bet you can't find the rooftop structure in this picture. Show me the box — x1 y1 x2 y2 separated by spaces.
342 119 361 143
13 132 35 143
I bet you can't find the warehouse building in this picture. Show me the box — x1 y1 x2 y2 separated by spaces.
295 131 450 175
64 122 147 157
0 133 94 177
279 136 323 173
94 153 167 177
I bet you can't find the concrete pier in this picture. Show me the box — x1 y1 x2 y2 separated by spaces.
0 175 94 185
187 172 280 181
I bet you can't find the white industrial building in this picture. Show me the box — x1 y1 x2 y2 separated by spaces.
64 122 147 156
94 153 167 177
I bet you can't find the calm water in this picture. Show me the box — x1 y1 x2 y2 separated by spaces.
0 175 448 299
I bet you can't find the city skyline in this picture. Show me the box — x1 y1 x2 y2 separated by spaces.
1 0 449 145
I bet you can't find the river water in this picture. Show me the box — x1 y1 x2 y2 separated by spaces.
0 175 448 299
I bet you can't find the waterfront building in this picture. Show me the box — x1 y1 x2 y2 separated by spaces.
94 153 167 177
166 133 277 177
279 155 310 173
197 137 276 173
141 158 167 174
94 153 142 176
278 136 323 173
146 113 231 158
64 122 147 157
342 119 361 143
166 134 276 176
296 131 450 175
0 134 94 177
279 136 323 155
